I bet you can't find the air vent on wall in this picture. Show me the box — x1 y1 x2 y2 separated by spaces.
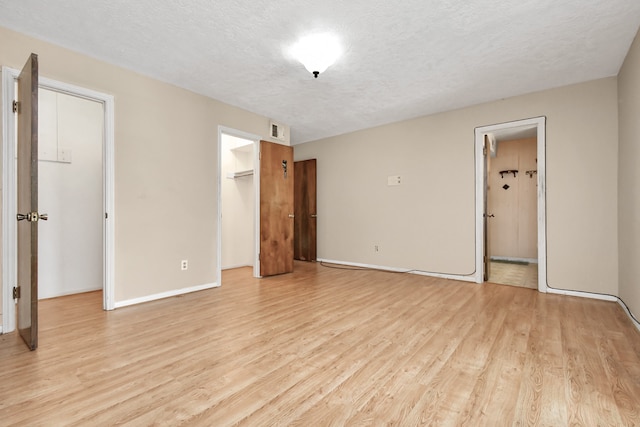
270 120 286 141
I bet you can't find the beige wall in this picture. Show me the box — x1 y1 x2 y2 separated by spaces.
295 78 619 295
0 26 281 305
618 29 640 320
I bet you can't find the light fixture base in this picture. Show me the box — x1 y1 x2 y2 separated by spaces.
290 33 341 78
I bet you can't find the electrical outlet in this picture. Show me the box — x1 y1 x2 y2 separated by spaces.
181 260 188 270
374 245 379 252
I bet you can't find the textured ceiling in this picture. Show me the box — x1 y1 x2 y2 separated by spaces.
1 1 639 144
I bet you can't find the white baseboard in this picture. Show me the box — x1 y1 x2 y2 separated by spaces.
617 299 640 332
114 282 219 309
40 286 102 300
222 264 253 270
491 256 538 263
546 287 617 302
317 258 477 283
408 269 477 282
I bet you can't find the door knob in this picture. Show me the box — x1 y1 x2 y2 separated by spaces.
288 214 295 218
310 214 317 218
17 212 48 222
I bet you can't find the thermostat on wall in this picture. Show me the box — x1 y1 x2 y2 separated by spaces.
270 120 286 141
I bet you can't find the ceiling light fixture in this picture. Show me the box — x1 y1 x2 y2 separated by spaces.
291 33 342 78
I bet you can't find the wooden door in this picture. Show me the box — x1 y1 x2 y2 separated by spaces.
294 159 317 261
16 53 40 350
484 135 491 281
259 141 294 276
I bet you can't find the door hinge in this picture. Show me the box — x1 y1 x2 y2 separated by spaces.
483 146 487 156
259 150 261 160
12 100 19 113
258 253 260 261
105 212 108 219
13 286 20 299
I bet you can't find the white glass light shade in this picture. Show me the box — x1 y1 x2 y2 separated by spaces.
291 33 341 77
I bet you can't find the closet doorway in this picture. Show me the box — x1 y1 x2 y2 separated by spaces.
2 68 115 334
486 134 538 289
219 130 259 282
38 88 104 299
474 117 547 292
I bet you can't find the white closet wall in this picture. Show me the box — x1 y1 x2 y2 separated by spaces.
487 138 538 260
38 88 104 299
221 135 255 269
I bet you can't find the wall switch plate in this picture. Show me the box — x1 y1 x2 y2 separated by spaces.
387 175 401 186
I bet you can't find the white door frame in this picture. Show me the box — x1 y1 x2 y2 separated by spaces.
217 126 261 286
2 67 115 332
474 116 547 292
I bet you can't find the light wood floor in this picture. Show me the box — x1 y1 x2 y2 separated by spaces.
1 261 639 426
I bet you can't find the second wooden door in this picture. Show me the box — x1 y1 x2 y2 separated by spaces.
294 159 317 261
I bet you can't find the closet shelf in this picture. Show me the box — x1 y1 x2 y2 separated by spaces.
226 169 254 179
